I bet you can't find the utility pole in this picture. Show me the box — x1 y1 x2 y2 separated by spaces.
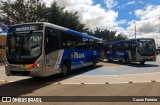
159 17 160 49
133 21 136 38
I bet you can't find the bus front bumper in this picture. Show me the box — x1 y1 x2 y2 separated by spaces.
5 66 45 77
137 56 156 62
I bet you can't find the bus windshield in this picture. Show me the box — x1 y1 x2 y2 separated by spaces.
6 32 42 64
137 39 156 56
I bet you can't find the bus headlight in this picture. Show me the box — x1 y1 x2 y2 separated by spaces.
36 62 42 67
36 63 40 67
5 63 8 67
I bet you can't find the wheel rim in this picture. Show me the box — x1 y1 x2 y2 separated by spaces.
62 65 67 76
125 58 129 63
93 60 96 67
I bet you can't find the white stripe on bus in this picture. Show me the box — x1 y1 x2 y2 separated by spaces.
54 50 64 70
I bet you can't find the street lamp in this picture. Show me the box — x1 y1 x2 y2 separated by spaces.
133 21 136 38
158 17 160 49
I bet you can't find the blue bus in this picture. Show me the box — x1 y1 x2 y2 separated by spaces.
5 22 103 77
104 38 156 64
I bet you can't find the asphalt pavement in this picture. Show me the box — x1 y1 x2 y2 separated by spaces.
0 56 160 105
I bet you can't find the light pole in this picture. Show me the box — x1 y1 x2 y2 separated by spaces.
133 21 136 38
158 17 160 49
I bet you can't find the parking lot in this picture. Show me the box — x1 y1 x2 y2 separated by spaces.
1 56 160 105
1 56 160 84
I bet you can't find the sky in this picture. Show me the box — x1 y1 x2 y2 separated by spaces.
40 0 160 44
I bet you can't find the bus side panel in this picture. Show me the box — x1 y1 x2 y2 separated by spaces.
60 49 90 70
45 50 64 77
115 50 126 60
59 49 100 70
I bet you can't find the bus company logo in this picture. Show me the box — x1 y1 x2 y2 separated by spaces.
71 53 74 58
116 52 124 56
72 52 85 59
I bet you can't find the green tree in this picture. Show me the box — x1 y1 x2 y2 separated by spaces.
0 0 46 25
92 28 128 42
114 33 128 41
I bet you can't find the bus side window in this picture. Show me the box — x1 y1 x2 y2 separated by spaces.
45 27 59 54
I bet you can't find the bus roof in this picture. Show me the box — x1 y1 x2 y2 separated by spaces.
67 30 103 41
104 38 155 45
10 22 103 41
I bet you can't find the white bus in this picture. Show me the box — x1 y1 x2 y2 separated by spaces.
5 22 103 77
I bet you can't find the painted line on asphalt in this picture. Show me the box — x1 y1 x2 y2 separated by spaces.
75 72 160 77
53 81 160 85
0 79 13 83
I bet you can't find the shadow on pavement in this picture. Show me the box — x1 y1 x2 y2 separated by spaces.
103 61 159 68
128 63 159 68
0 65 102 96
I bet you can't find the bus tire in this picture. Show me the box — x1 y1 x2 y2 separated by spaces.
92 58 97 68
108 56 113 62
140 61 145 65
125 57 130 64
118 60 123 63
60 62 70 77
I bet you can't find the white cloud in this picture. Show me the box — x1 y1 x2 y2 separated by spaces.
104 0 118 9
139 0 144 4
134 5 160 33
125 5 160 40
43 0 120 31
117 20 127 25
127 1 135 5
129 12 132 15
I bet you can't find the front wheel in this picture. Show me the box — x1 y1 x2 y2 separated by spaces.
125 57 130 64
140 61 145 65
60 63 70 77
92 58 97 68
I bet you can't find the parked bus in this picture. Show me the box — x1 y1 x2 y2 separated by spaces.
5 22 103 77
104 38 156 64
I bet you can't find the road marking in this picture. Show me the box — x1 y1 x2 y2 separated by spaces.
52 80 160 85
151 80 156 82
128 81 133 83
0 79 13 83
105 82 109 84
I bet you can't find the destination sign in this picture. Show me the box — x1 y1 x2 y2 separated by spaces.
9 23 43 32
138 39 153 42
16 26 37 32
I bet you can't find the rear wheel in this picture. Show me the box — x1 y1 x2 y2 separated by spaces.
108 56 113 62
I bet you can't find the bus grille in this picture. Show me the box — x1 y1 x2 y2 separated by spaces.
10 71 30 76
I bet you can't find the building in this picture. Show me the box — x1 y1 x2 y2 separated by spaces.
0 23 8 62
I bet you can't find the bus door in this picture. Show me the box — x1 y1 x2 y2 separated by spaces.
44 27 61 76
113 43 118 60
117 42 124 60
61 33 86 69
81 38 92 66
131 40 136 61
